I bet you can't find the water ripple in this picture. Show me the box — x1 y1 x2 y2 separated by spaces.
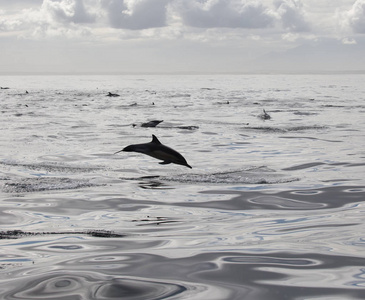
3 251 364 300
1 271 209 300
197 185 365 210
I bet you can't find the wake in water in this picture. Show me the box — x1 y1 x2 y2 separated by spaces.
243 124 328 133
162 167 299 184
1 162 297 193
2 177 102 193
0 161 103 173
121 167 299 185
1 160 104 193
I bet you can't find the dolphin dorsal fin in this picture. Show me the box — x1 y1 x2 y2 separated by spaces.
152 135 161 144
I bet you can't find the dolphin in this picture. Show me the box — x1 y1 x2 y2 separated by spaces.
141 120 163 128
107 92 120 97
260 109 271 120
115 135 192 169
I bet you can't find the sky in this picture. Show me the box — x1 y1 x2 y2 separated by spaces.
1 0 365 74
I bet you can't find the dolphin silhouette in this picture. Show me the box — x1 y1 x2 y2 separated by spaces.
260 109 271 120
107 92 120 97
141 120 163 128
115 135 192 169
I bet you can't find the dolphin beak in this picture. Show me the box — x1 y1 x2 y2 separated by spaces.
114 147 127 154
114 145 134 154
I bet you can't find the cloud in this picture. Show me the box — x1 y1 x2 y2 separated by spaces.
0 0 334 38
342 37 357 44
274 0 310 32
42 0 97 24
103 0 170 30
0 0 361 48
342 0 365 34
0 0 99 39
176 0 276 29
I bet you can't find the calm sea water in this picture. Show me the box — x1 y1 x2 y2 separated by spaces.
1 74 365 299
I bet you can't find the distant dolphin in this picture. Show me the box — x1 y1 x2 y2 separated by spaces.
115 135 192 169
141 120 163 127
107 92 120 97
260 109 271 120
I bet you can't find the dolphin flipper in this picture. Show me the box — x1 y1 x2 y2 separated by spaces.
159 161 172 165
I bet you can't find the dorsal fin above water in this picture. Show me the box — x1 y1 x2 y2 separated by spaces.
152 134 161 144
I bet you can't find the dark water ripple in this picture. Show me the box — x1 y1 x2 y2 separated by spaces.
2 250 365 299
3 273 188 300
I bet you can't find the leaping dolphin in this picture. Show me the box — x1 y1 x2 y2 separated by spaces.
115 135 192 169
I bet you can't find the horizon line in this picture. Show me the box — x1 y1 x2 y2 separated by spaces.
1 70 365 76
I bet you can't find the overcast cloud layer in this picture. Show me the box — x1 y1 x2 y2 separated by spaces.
1 0 365 73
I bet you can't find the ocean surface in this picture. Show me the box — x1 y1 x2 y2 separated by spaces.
0 74 365 299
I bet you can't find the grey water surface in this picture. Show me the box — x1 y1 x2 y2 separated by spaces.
1 74 365 299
